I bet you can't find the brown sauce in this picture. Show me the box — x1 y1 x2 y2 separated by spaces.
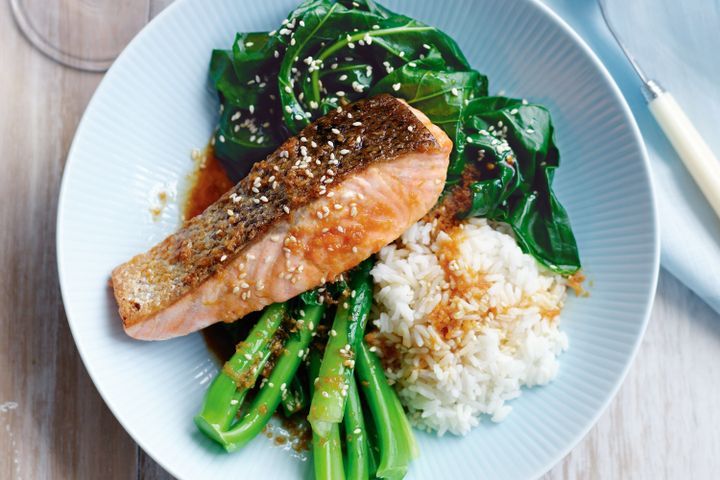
202 323 236 363
183 146 234 221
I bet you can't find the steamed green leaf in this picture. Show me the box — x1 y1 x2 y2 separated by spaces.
459 97 580 274
207 0 580 274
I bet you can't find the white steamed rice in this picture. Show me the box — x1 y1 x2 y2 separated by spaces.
368 218 568 436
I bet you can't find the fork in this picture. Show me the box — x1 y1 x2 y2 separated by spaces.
597 0 720 219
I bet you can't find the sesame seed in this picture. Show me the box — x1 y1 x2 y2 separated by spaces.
353 428 362 434
218 134 225 143
339 74 348 81
331 128 340 135
245 41 254 47
283 205 290 214
260 196 268 203
233 286 240 293
408 126 414 132
249 105 255 114
451 87 459 96
336 91 346 97
339 149 350 155
352 246 358 253
220 254 228 261
392 83 401 91
352 121 362 126
290 37 296 45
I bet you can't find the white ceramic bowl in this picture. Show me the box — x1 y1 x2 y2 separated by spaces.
57 0 659 478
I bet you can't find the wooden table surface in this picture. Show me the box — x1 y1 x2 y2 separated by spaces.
1 1 719 479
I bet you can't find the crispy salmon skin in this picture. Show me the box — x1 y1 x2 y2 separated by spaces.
112 95 452 340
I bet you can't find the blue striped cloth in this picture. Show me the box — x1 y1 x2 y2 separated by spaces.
543 0 720 313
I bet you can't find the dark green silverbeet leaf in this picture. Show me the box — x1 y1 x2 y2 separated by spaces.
207 0 579 275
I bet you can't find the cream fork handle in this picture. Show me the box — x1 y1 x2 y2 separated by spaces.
648 88 720 219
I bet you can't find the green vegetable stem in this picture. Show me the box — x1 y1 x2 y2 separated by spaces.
281 368 309 416
195 302 288 433
356 340 418 479
343 376 371 480
195 300 325 451
308 260 373 437
309 348 346 480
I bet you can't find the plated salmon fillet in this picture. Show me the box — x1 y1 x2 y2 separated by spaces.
112 95 452 340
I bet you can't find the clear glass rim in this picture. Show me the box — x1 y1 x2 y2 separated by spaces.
9 0 148 72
